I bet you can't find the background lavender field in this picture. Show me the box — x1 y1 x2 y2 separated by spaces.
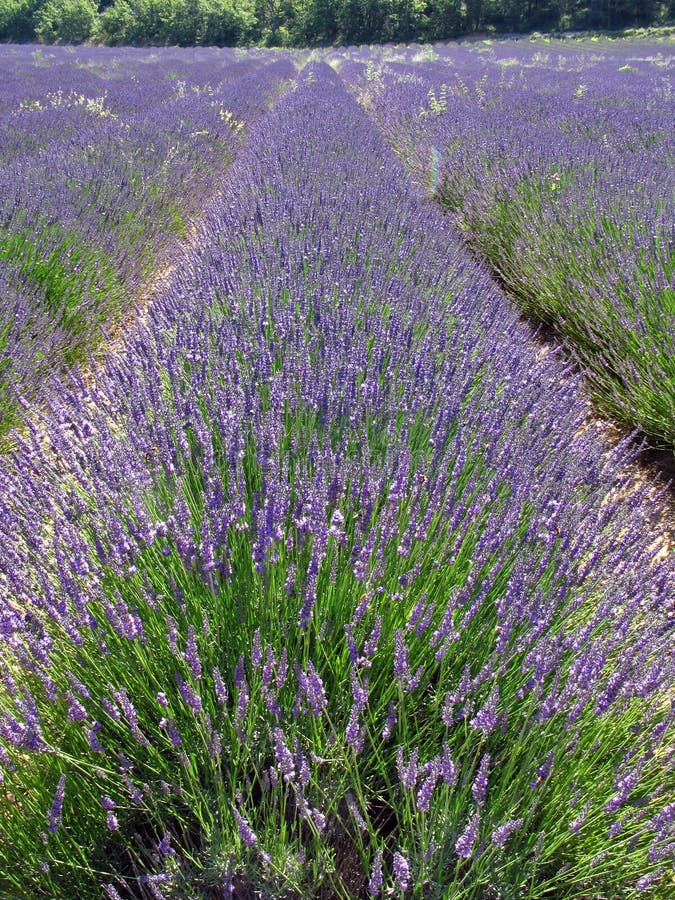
0 45 294 442
0 37 673 900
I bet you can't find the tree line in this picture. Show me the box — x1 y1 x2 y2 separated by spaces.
0 0 672 48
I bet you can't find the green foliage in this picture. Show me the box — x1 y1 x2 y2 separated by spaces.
94 0 135 44
0 0 43 41
0 0 671 46
94 0 256 46
34 0 97 43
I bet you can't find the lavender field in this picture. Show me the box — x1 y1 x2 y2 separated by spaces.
0 37 673 900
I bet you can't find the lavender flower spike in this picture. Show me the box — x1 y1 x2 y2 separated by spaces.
157 833 175 856
392 850 411 892
491 818 524 848
456 812 480 859
47 774 66 834
368 849 384 897
232 807 258 847
471 753 490 807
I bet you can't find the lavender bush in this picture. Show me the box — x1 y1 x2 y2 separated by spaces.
0 45 296 442
0 61 671 897
335 38 675 449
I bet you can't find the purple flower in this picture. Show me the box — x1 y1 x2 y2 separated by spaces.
350 666 369 709
157 833 175 856
86 723 104 753
392 850 411 892
363 616 382 659
166 617 179 656
417 760 439 812
272 727 295 782
159 717 182 747
103 886 124 900
213 666 228 706
455 812 480 859
311 807 326 832
530 750 554 789
262 644 276 686
234 654 245 688
396 745 419 790
65 690 88 723
47 774 66 833
178 679 203 715
235 680 249 738
101 696 121 722
122 773 144 806
232 807 257 847
647 802 675 837
346 791 368 832
471 753 490 807
368 849 383 897
636 868 664 892
251 629 262 668
345 703 365 753
0 53 671 900
296 659 327 717
491 818 524 848
393 629 410 685
294 738 311 787
184 625 202 681
382 701 397 740
569 801 591 833
262 685 282 718
470 685 499 735
439 743 458 787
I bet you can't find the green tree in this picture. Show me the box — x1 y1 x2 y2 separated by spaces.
389 0 427 41
0 0 42 41
295 0 338 43
119 0 167 43
426 0 463 39
201 0 256 45
95 0 134 42
35 0 97 42
335 0 388 43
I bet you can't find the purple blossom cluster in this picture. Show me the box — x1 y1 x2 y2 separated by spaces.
0 55 671 897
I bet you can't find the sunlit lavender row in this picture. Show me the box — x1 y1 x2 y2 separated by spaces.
0 59 671 898
332 38 675 448
0 45 295 441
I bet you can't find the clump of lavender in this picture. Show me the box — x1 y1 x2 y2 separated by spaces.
350 39 675 448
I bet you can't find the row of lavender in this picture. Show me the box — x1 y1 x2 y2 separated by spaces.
332 39 675 449
0 62 671 897
0 45 295 443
